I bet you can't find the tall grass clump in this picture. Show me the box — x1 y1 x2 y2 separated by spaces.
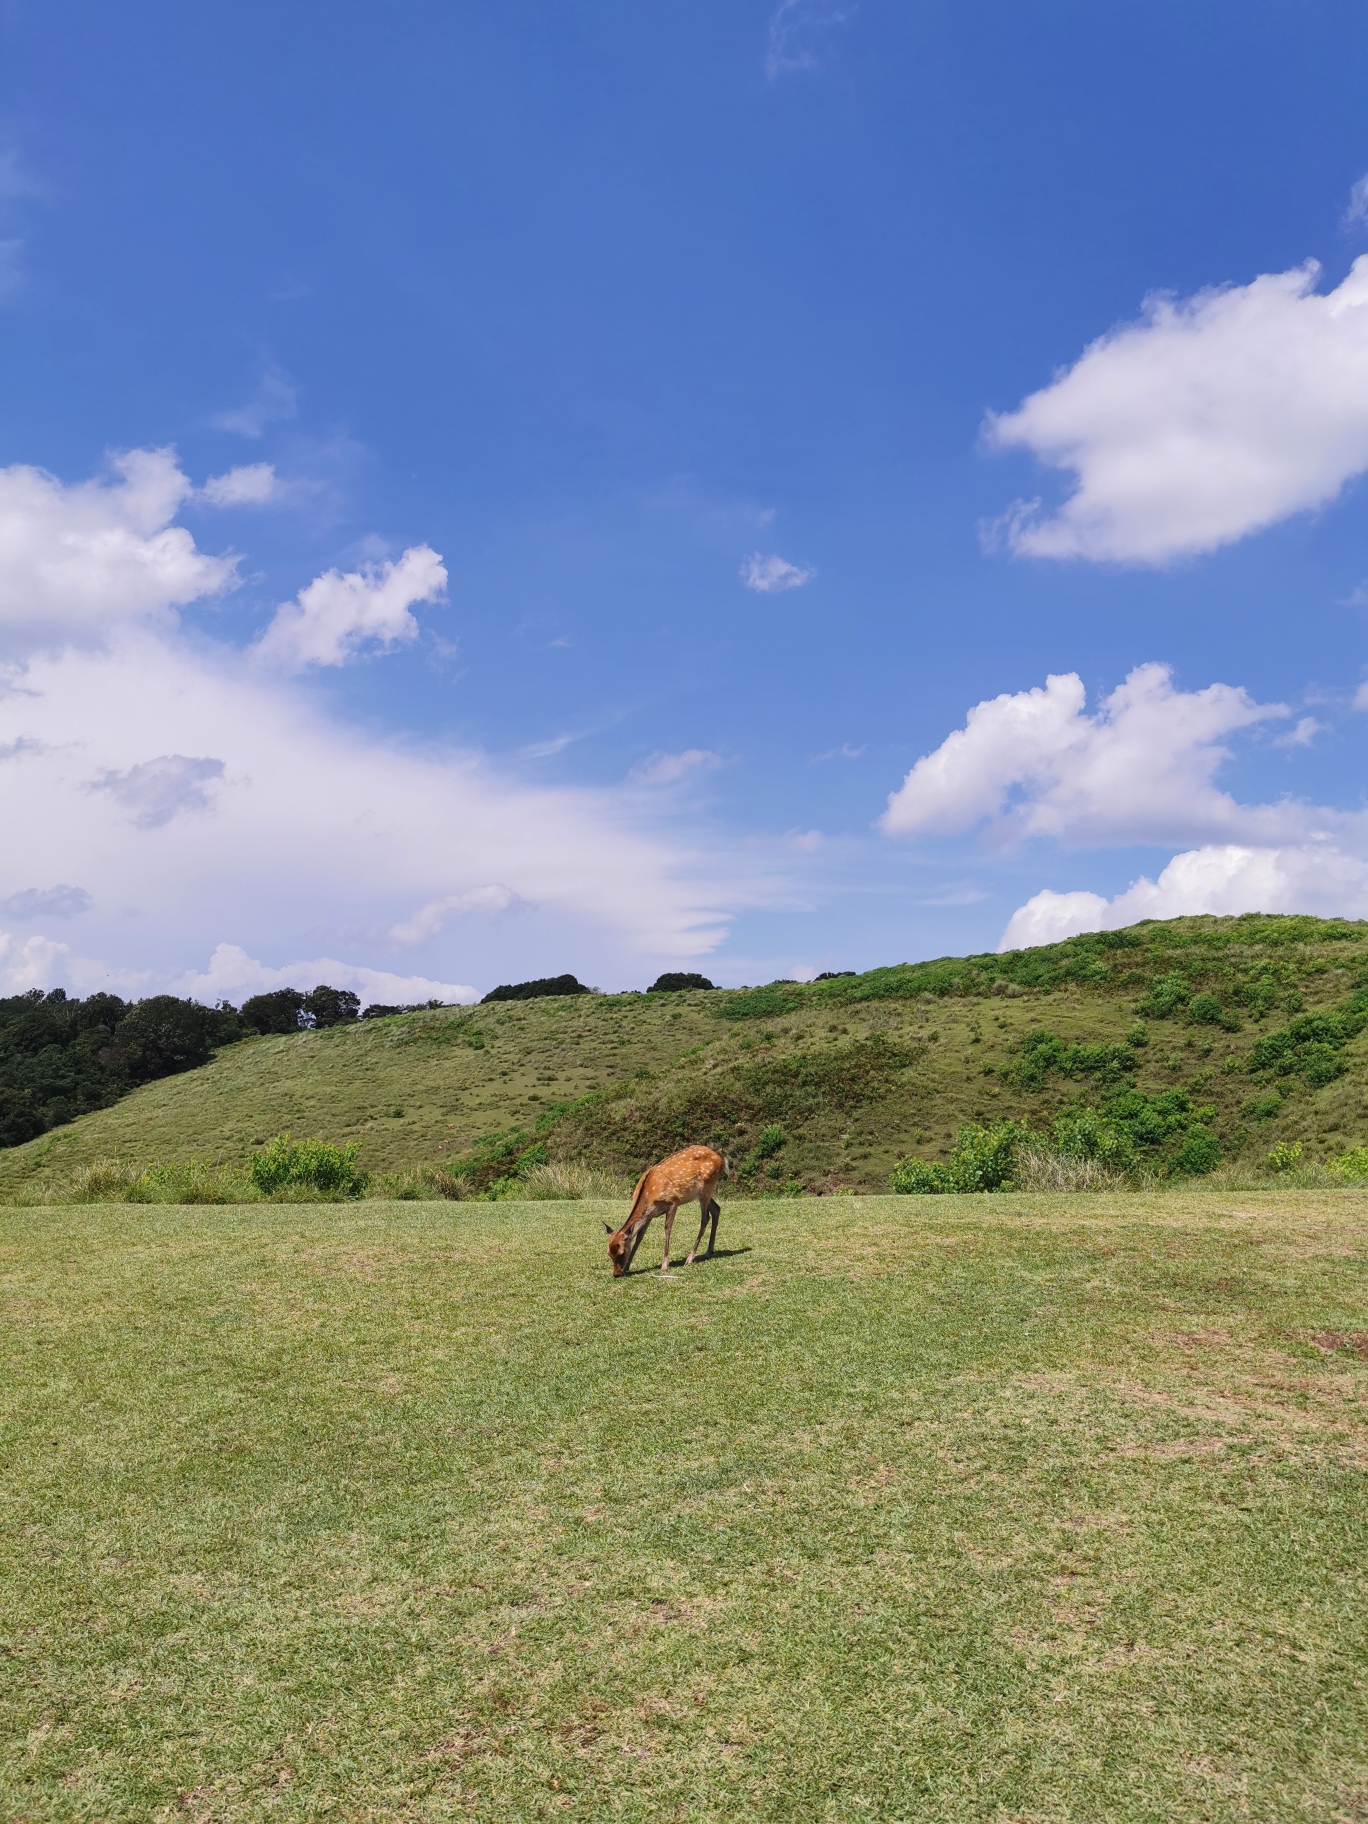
518 1160 632 1200
63 1157 250 1204
247 1134 367 1199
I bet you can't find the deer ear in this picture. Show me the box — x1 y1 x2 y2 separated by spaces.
603 1221 613 1234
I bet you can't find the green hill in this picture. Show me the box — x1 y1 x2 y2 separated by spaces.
6 912 1368 1198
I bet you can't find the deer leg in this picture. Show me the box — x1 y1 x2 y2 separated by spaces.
707 1197 720 1256
623 1210 654 1274
660 1203 678 1272
684 1195 711 1266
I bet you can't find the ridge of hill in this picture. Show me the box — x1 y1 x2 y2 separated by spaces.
5 912 1368 1197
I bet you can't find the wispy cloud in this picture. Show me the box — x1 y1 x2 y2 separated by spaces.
764 0 856 80
740 552 815 593
213 365 299 438
629 749 723 787
811 742 866 762
1345 174 1368 231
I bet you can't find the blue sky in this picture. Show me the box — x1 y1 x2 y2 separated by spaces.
4 1 1368 1002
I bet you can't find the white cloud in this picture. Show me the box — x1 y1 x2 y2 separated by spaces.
740 552 815 593
1000 842 1368 951
213 366 298 438
171 943 475 1009
985 256 1368 563
253 544 447 669
0 631 735 995
0 448 236 647
1273 715 1327 749
0 933 69 992
389 886 517 948
1345 175 1368 231
881 663 1293 848
199 463 279 507
0 446 760 1000
629 749 723 787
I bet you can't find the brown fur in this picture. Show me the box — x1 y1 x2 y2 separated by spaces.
604 1144 730 1276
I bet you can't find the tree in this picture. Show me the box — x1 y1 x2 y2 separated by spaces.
241 989 306 1035
303 985 361 1028
113 996 231 1081
648 972 714 992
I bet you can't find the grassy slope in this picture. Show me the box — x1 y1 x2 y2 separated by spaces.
2 1191 1366 1821
5 912 1368 1196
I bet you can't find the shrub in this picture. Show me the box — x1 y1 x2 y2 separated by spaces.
1172 1124 1221 1176
648 972 714 992
889 1158 956 1194
1330 1146 1368 1181
1267 1140 1304 1173
481 975 589 1003
753 1124 786 1160
1187 992 1240 1031
891 1120 1027 1194
247 1134 367 1198
1049 1106 1135 1172
1248 1007 1368 1087
1135 971 1192 1018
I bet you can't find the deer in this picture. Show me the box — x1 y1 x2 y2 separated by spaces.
604 1144 731 1277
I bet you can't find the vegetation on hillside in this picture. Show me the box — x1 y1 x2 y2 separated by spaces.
8 913 1368 1199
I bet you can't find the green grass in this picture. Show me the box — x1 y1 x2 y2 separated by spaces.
8 912 1368 1200
3 1190 1367 1820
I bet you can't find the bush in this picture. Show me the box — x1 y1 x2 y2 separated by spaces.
1330 1146 1368 1181
1187 992 1240 1031
753 1124 786 1160
481 975 589 1004
889 1158 955 1193
1136 971 1192 1019
648 972 714 992
1267 1140 1304 1173
247 1134 367 1198
1049 1106 1136 1172
891 1120 1026 1194
1172 1124 1221 1176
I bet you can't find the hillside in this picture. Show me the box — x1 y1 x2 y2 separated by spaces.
5 911 1368 1196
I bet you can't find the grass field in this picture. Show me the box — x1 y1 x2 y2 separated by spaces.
3 1190 1367 1821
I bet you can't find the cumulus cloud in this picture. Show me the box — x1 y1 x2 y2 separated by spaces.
740 552 815 593
198 463 278 507
985 256 1368 563
0 884 92 919
253 544 447 668
0 448 236 646
171 943 475 1008
882 664 1293 848
1000 842 1368 951
629 749 723 786
0 933 68 992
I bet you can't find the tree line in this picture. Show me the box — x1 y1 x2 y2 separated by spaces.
0 984 436 1149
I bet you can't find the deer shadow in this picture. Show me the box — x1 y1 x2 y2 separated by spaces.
623 1244 752 1277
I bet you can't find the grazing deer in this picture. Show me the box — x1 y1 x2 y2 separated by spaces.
604 1144 731 1276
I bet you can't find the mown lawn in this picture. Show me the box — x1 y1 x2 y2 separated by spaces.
2 1191 1367 1821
